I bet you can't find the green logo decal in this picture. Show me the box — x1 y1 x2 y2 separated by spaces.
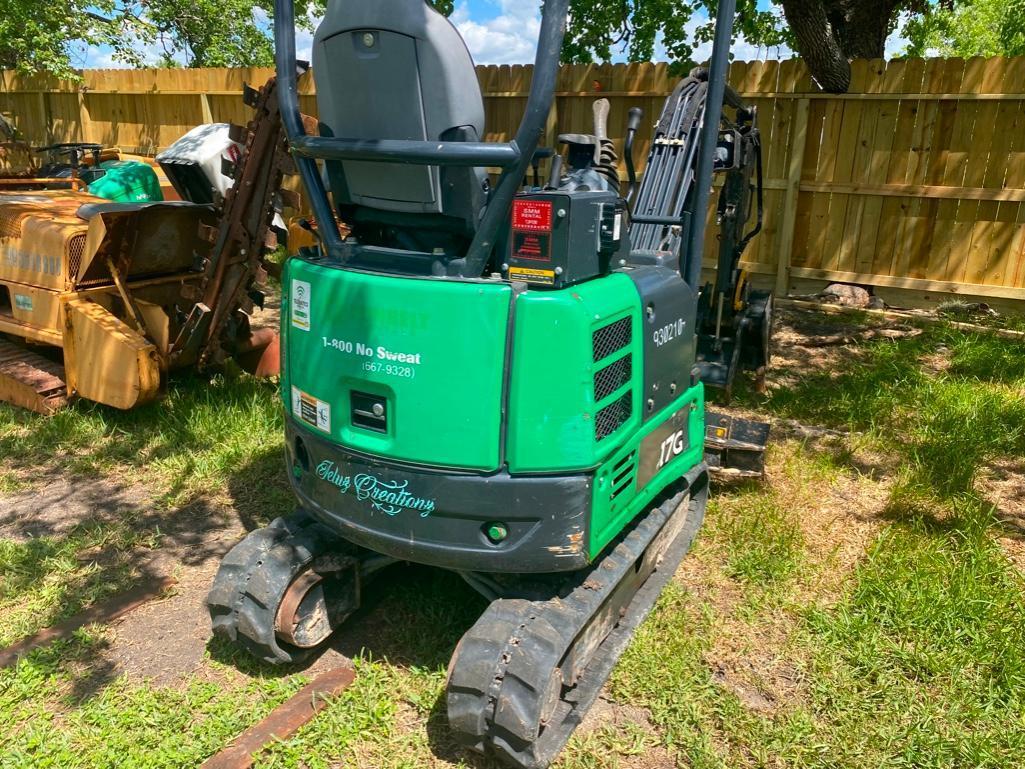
291 280 311 331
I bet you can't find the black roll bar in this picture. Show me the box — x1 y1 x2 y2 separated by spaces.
274 0 571 276
683 0 739 289
290 137 521 168
274 1 345 251
451 0 570 277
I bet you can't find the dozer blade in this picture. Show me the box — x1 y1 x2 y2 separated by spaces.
0 339 68 414
704 410 770 478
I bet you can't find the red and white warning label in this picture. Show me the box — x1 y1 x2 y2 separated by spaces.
512 199 553 232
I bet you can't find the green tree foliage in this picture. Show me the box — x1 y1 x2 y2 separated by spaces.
0 0 457 76
563 0 790 66
904 0 1025 57
0 0 117 78
0 0 323 74
564 0 936 92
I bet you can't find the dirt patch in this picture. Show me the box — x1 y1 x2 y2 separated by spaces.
0 467 257 686
577 695 657 737
681 438 889 723
108 560 223 686
769 324 856 391
0 476 150 542
919 345 954 375
978 458 1025 538
978 458 1025 572
250 291 281 331
569 696 677 769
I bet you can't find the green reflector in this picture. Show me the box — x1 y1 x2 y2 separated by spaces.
486 523 508 543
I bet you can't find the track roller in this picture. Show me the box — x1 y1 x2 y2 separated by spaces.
207 512 365 665
447 469 708 769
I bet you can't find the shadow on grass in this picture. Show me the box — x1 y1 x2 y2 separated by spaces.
203 554 501 765
798 499 1025 766
0 372 289 702
224 444 294 532
734 321 1025 517
206 562 486 671
0 370 284 507
0 493 236 700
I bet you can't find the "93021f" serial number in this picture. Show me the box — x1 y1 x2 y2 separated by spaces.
652 317 687 347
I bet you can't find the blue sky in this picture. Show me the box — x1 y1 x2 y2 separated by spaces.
80 1 906 70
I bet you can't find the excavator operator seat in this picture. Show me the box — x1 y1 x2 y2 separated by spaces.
312 0 487 248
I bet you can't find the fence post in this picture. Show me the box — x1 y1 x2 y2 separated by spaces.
200 92 214 125
37 92 51 145
776 97 810 297
77 90 92 144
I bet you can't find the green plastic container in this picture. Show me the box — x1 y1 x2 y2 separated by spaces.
86 160 163 203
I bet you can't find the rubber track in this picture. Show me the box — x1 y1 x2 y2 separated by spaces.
207 512 335 665
0 339 67 414
447 468 709 769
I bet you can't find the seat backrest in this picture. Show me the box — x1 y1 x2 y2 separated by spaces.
312 0 486 240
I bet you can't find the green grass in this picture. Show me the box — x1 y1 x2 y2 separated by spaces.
712 489 805 586
0 370 291 645
609 485 1025 768
0 524 148 646
0 631 309 769
736 322 1025 501
1 311 1024 767
0 471 27 495
799 502 1025 768
0 371 289 511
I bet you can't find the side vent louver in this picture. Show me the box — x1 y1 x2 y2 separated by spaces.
610 451 637 503
595 391 632 441
592 317 634 441
592 317 631 362
594 354 632 402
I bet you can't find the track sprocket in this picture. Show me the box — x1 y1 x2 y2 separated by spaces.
207 512 357 665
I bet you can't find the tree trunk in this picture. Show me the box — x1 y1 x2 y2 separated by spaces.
781 0 901 93
781 0 852 92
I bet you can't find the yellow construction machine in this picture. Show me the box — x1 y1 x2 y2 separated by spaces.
0 80 293 414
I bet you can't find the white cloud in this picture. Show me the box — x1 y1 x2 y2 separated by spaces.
885 32 910 58
452 0 541 65
80 40 185 70
453 4 793 66
296 27 316 63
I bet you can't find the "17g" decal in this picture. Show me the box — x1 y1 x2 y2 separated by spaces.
657 429 688 469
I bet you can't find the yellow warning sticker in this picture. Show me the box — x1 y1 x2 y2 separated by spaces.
291 385 331 433
509 266 556 285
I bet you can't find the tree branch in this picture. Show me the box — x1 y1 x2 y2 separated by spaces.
780 0 852 92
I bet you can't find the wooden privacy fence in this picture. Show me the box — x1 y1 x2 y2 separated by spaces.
3 58 1025 304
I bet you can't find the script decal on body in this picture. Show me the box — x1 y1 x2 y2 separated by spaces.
316 461 436 517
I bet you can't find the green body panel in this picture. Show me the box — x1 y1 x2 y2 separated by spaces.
282 259 512 471
589 386 705 557
506 272 642 473
86 160 163 203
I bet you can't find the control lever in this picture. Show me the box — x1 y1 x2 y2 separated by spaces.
592 99 620 190
593 98 610 141
624 107 643 204
546 153 564 190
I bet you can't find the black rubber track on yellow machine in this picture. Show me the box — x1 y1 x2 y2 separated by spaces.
446 467 709 769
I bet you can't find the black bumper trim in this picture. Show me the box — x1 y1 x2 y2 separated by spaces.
285 421 594 573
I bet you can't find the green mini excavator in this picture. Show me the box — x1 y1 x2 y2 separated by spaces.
208 1 770 766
